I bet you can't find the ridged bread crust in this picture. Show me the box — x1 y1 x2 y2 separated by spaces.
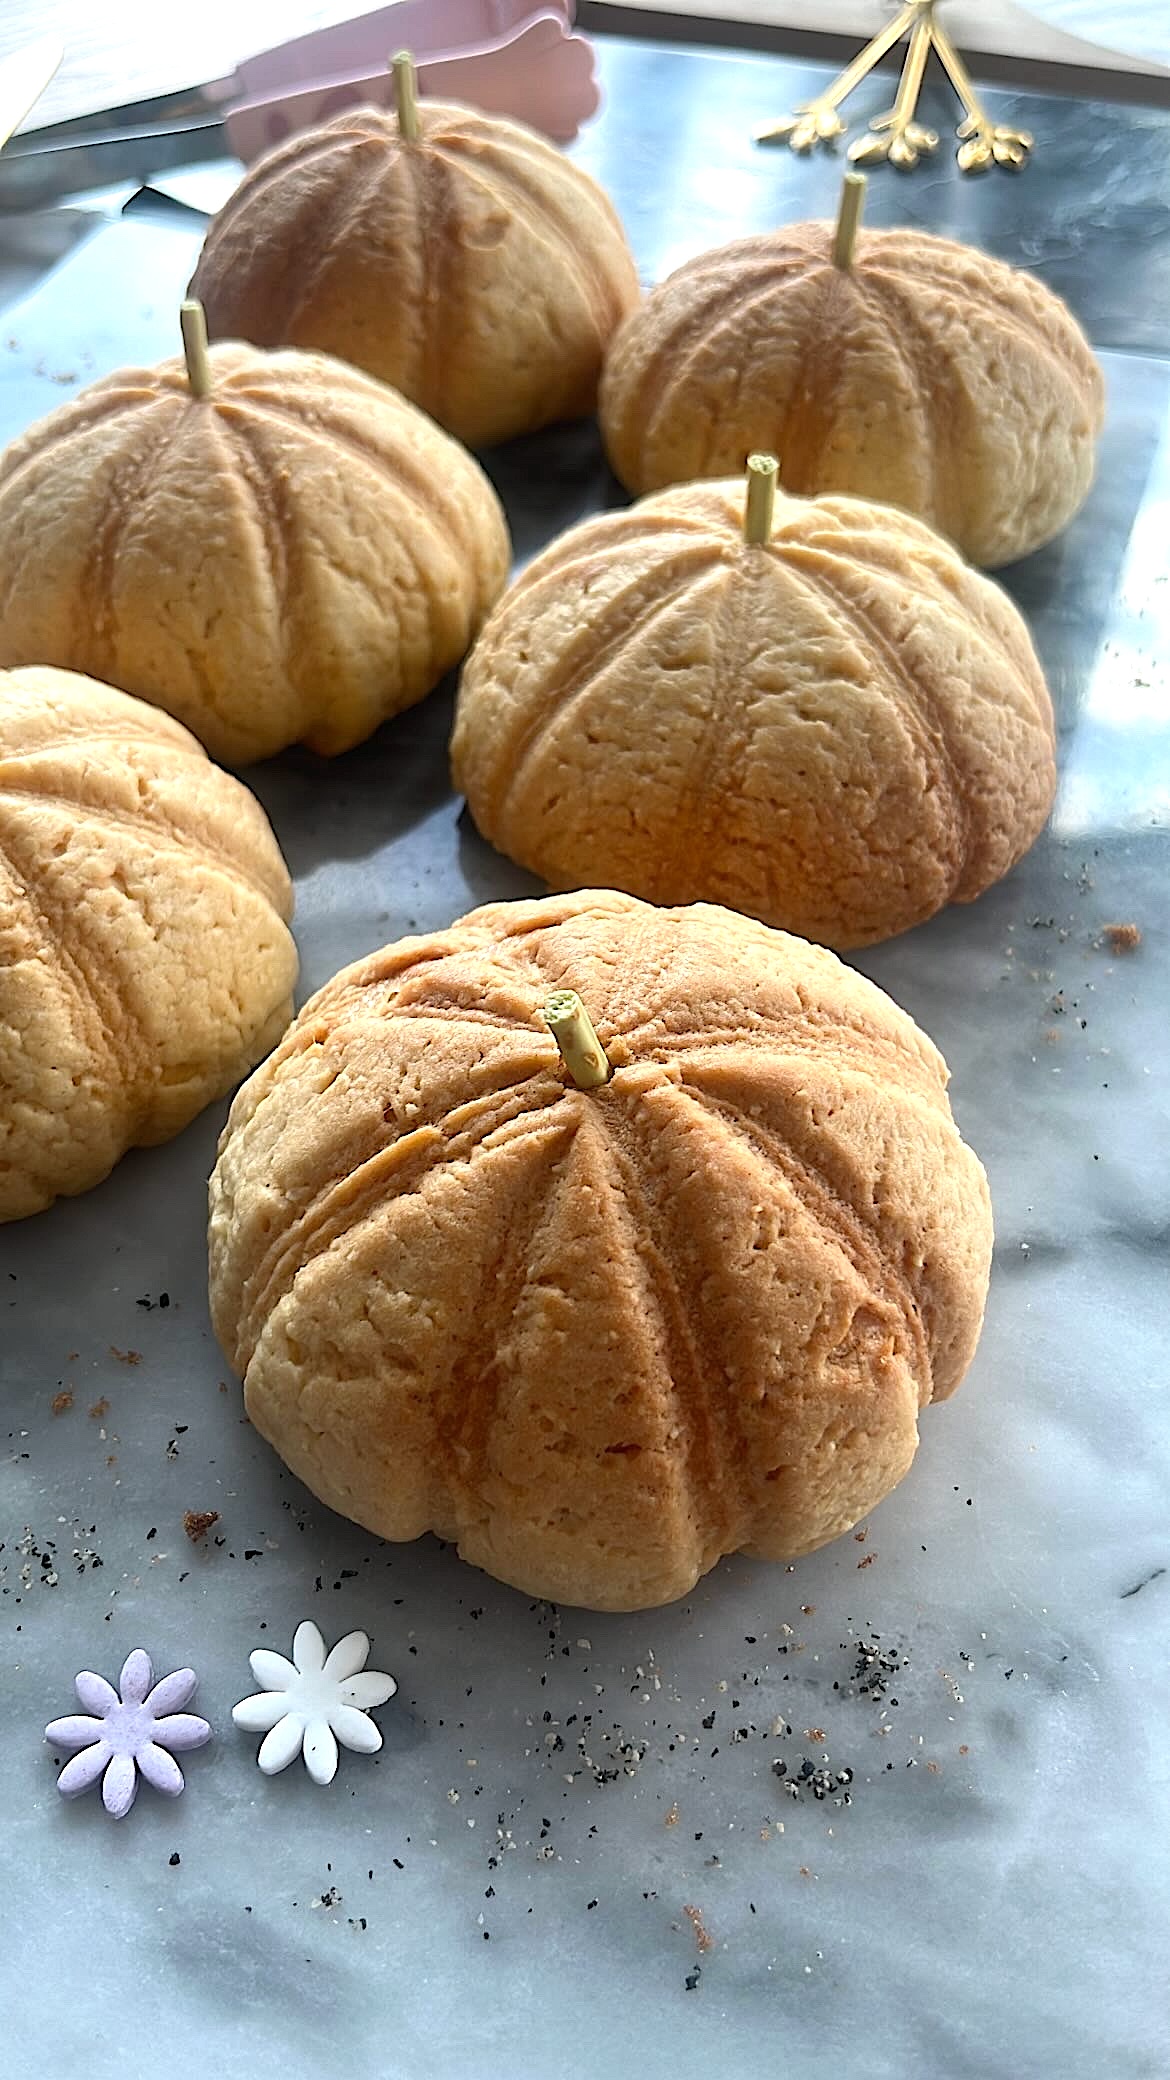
1 667 297 1221
208 889 993 1611
600 225 1104 567
451 481 1056 950
0 345 511 766
189 102 640 449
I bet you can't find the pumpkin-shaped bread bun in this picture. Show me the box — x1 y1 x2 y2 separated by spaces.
600 222 1104 567
188 88 640 450
451 466 1056 951
1 667 297 1222
0 319 510 766
208 889 993 1611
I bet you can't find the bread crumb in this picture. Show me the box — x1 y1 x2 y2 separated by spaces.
109 1346 142 1366
51 1390 74 1415
664 1803 680 1828
183 1510 220 1544
89 1398 110 1419
684 1904 713 1953
1102 923 1141 953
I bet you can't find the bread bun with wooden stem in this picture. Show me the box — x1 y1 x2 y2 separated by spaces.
600 213 1103 568
0 306 510 766
189 68 639 450
452 463 1056 950
208 889 993 1611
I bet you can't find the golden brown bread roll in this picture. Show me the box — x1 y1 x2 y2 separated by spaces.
188 101 639 450
1 667 297 1221
208 889 993 1611
451 472 1056 951
0 337 510 766
600 224 1104 567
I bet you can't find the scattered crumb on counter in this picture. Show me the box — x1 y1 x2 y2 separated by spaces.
183 1510 220 1545
1102 922 1141 953
50 1391 73 1415
89 1398 110 1419
684 1904 713 1953
109 1347 142 1366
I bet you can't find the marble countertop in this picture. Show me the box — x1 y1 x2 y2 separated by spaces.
1 38 1168 2080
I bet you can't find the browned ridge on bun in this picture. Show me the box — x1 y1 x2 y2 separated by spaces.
189 101 640 450
600 224 1104 567
452 479 1056 950
209 891 993 1611
1 667 297 1222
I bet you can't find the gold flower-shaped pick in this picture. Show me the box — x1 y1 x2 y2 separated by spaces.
756 0 1034 177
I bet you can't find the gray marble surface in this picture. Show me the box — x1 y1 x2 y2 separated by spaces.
1 39 1168 2080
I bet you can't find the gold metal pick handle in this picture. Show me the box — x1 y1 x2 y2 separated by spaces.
755 0 923 150
848 9 939 170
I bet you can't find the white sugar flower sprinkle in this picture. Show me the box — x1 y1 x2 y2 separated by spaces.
232 1621 396 1785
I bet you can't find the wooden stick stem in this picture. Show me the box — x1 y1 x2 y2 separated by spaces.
743 454 778 545
833 170 867 269
544 990 611 1090
392 50 420 140
180 299 211 398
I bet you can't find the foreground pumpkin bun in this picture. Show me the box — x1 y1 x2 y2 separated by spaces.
0 667 297 1222
209 890 993 1611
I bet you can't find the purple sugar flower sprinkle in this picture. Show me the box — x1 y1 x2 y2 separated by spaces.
45 1650 211 1818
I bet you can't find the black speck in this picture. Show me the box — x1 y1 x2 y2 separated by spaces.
684 1967 702 1993
1121 1566 1166 1599
168 1852 180 1867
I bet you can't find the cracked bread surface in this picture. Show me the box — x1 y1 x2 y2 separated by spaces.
1 666 297 1221
209 889 992 1610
